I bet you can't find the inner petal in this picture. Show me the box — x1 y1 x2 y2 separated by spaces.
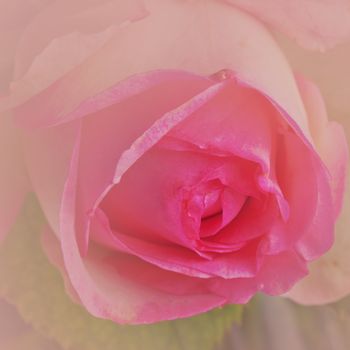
202 186 222 218
101 147 235 250
199 187 247 239
100 142 258 256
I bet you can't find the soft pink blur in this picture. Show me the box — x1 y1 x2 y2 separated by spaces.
0 298 60 350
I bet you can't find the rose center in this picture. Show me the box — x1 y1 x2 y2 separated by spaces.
184 179 246 242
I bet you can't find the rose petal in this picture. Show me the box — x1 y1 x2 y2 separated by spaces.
11 0 311 143
256 251 309 295
268 130 334 260
21 121 81 236
43 212 225 323
295 75 348 217
286 177 350 304
1 0 146 108
286 76 349 304
225 0 350 51
90 208 258 279
0 0 52 94
41 226 81 303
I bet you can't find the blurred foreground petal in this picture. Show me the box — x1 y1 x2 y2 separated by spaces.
0 299 61 350
218 295 350 350
225 0 350 51
0 113 29 242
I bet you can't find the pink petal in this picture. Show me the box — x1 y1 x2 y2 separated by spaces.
10 0 311 144
41 226 81 303
286 179 350 304
269 130 334 260
225 0 350 51
168 81 274 171
2 0 146 108
21 121 81 236
0 0 52 94
15 70 212 129
295 75 348 217
256 251 309 295
43 207 225 324
286 76 349 304
90 208 258 279
208 251 308 302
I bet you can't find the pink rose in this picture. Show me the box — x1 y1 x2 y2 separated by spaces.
0 0 349 324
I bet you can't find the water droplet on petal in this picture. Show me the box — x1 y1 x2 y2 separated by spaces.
211 69 235 82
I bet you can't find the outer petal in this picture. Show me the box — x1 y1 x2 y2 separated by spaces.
0 0 52 93
12 0 311 143
273 34 350 304
1 0 146 109
295 76 348 216
256 251 309 296
0 113 29 242
21 121 80 237
287 77 349 304
41 226 81 304
262 130 334 260
287 180 350 304
224 0 350 51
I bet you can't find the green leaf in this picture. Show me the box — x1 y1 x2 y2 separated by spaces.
0 197 242 350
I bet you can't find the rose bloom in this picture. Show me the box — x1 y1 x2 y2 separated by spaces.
0 0 349 324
